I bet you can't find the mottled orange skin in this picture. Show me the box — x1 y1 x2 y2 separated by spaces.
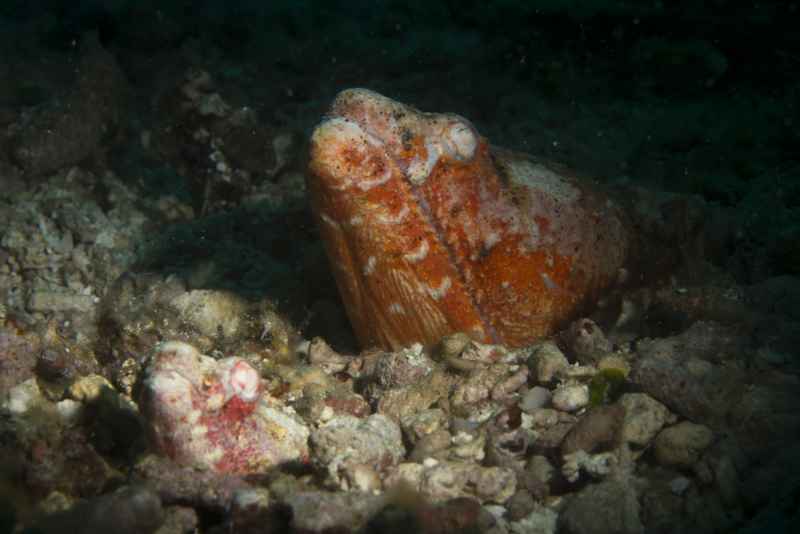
308 89 630 350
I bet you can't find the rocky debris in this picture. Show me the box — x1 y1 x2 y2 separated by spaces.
521 455 557 501
561 403 625 455
33 320 103 397
455 339 518 366
282 490 385 533
306 336 359 375
558 478 643 534
400 408 449 446
276 488 498 534
368 494 496 534
0 210 793 534
66 374 115 403
637 471 691 533
374 368 454 421
387 460 517 505
436 331 474 360
222 487 276 533
408 429 452 463
59 371 145 464
492 367 530 403
450 362 519 413
561 449 618 483
155 506 199 534
98 271 300 389
0 169 148 340
630 326 747 424
504 503 558 534
1 378 121 498
551 383 590 412
0 325 39 397
529 341 569 383
653 421 714 469
562 318 613 365
7 32 128 178
294 381 370 423
131 455 254 513
374 343 435 388
486 421 530 470
504 489 536 521
618 393 677 448
139 341 310 474
519 386 552 414
527 408 579 454
168 289 251 340
97 273 190 383
310 414 405 490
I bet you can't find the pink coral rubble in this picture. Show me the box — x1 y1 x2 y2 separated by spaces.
140 341 309 474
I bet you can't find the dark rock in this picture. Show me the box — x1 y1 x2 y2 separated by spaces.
486 426 530 469
559 479 643 534
521 455 556 501
283 490 384 533
30 486 163 534
561 404 626 455
310 414 405 474
131 454 253 512
366 494 493 534
506 489 536 521
630 323 747 424
562 318 612 365
639 479 685 533
24 424 118 498
158 506 199 534
652 421 713 468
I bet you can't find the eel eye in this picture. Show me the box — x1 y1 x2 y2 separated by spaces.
444 121 477 161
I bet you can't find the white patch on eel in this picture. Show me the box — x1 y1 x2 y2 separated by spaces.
403 239 429 263
422 276 452 301
363 256 377 276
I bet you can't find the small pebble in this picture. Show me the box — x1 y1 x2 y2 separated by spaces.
519 386 552 414
551 384 589 412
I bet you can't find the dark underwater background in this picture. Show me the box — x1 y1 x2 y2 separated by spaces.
0 1 799 533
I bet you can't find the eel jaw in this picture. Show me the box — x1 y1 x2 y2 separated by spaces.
309 117 394 193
